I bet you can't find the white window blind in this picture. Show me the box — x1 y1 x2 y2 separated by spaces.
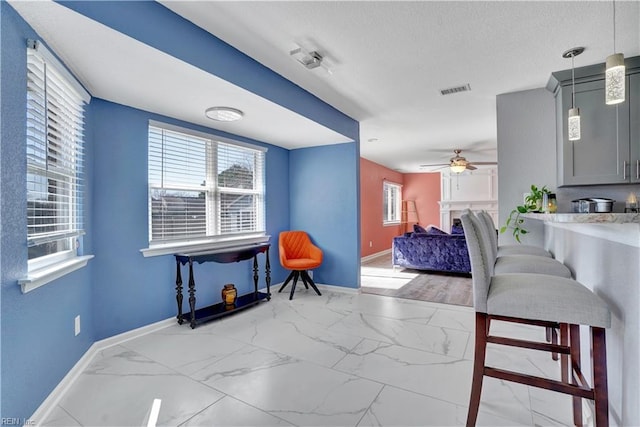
383 181 402 224
26 41 88 261
148 124 265 245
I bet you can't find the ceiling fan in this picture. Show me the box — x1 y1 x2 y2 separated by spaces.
420 149 497 173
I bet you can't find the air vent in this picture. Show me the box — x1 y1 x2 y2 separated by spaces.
440 84 471 96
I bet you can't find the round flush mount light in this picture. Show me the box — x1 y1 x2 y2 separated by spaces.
205 107 244 122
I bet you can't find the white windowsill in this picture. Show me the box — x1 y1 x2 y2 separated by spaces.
140 234 271 257
18 255 94 294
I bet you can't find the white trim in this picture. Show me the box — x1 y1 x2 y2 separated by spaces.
18 255 94 294
264 283 360 295
361 249 391 263
315 283 360 294
28 39 90 103
29 317 176 426
141 234 270 257
148 119 268 152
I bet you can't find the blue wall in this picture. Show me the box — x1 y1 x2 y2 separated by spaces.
290 143 361 288
0 3 96 417
89 99 291 339
1 1 360 419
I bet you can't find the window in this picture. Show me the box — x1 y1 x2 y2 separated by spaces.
383 181 402 225
26 40 89 270
148 123 266 249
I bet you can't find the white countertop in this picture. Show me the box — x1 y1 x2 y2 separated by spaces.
523 212 640 224
523 212 640 247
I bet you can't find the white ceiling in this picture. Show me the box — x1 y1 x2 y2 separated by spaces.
10 1 640 172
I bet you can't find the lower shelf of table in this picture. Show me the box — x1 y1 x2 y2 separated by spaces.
178 291 270 328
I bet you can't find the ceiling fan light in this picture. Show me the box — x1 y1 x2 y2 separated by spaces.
568 108 581 141
450 164 467 174
605 53 625 105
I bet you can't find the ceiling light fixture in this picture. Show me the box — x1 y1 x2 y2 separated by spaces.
289 46 332 74
450 163 467 174
205 107 244 122
605 0 625 105
290 47 323 69
562 47 584 142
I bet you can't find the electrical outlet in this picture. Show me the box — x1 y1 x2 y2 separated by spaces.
75 315 81 336
369 241 373 247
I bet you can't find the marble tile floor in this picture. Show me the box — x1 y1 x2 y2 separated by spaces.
41 289 578 427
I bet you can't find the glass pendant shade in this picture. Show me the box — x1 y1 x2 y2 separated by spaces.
605 53 625 105
568 108 581 141
450 164 467 174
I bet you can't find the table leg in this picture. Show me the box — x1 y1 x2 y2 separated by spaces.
265 247 271 300
188 259 196 329
175 259 184 324
253 254 259 296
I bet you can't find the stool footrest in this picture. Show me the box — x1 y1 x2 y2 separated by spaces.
487 335 570 354
485 367 594 399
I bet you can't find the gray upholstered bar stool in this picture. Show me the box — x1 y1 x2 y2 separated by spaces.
469 210 572 356
460 212 611 427
478 210 553 258
472 211 571 278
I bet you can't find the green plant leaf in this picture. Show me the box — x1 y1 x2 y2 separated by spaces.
517 206 528 213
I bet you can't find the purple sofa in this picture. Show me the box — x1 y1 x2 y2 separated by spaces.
392 226 471 274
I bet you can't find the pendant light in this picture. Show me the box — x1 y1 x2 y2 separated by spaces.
563 47 584 142
605 0 625 105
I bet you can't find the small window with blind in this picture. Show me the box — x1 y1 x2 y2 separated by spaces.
383 181 402 225
26 40 90 274
147 122 266 252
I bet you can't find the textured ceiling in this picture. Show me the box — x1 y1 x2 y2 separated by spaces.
162 0 640 171
10 1 640 172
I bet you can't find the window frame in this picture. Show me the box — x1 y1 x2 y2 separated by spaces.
20 40 93 293
382 181 402 226
142 121 269 258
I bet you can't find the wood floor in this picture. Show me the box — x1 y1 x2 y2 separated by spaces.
361 252 472 307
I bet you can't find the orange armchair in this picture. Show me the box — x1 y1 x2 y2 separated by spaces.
278 231 323 300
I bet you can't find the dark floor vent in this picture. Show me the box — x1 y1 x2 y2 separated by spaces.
440 84 471 96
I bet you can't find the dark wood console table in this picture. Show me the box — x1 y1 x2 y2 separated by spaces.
174 243 271 328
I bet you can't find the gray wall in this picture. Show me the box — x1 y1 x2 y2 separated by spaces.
496 88 557 246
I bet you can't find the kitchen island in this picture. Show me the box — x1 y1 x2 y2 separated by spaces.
523 213 639 426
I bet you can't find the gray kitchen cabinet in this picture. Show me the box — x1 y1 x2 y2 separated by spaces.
630 73 640 183
548 56 639 186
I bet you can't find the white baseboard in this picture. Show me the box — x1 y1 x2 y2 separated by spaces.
263 283 360 295
30 317 176 425
361 249 391 263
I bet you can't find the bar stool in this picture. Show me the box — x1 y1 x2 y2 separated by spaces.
478 210 553 258
467 210 572 358
460 212 611 427
470 210 572 278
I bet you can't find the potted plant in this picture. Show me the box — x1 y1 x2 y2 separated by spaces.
500 185 551 243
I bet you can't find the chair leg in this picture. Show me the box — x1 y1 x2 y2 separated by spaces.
466 312 488 427
551 327 559 361
591 327 609 427
278 271 296 293
560 324 569 384
570 324 582 427
301 270 322 296
289 271 300 300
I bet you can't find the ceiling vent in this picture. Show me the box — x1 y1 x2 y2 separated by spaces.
440 84 471 96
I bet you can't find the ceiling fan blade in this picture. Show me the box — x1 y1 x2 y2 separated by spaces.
465 164 478 171
470 161 498 165
419 163 450 168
